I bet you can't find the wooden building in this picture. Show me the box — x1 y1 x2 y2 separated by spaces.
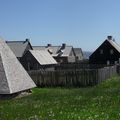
21 50 57 71
89 36 120 65
73 48 84 62
6 39 33 61
33 43 76 63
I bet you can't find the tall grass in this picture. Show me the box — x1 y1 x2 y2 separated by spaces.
0 76 120 120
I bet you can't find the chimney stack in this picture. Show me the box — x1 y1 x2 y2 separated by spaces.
24 38 30 43
107 36 112 40
61 43 66 49
25 38 30 41
47 44 52 47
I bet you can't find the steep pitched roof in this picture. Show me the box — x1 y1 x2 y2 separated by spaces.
0 38 36 94
6 40 33 58
90 38 120 57
74 48 83 56
33 45 73 57
107 39 120 53
29 50 57 65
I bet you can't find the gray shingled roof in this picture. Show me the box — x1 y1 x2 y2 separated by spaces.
107 39 120 53
0 38 36 94
74 48 84 60
74 48 83 56
90 38 120 57
6 40 32 58
33 45 73 57
29 50 57 65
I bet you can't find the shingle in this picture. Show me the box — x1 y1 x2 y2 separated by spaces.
107 40 120 53
33 45 73 57
0 39 36 94
29 50 57 65
74 48 83 55
6 41 31 58
74 48 83 56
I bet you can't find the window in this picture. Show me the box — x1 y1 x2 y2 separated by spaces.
110 49 114 54
100 49 103 54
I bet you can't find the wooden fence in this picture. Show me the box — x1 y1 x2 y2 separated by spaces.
28 65 117 87
55 63 107 70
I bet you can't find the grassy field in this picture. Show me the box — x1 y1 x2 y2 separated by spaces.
0 76 120 120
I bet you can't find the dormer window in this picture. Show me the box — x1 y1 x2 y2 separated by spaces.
110 49 114 54
100 49 103 54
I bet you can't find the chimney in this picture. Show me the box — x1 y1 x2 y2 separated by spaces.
24 38 30 43
61 43 66 49
107 36 112 40
47 44 52 47
26 38 30 41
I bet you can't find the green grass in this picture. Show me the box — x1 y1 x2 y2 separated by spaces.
1 76 120 120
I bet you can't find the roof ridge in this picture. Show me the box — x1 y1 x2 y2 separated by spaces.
6 40 26 43
33 45 73 47
74 48 82 49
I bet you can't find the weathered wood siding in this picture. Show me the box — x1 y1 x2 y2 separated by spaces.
28 65 117 87
89 40 120 64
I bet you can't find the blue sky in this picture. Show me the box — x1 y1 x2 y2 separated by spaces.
0 0 120 51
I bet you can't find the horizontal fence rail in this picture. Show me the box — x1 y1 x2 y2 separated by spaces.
55 63 108 70
28 65 117 87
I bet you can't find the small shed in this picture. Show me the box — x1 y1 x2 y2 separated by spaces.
0 38 36 94
21 50 57 71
